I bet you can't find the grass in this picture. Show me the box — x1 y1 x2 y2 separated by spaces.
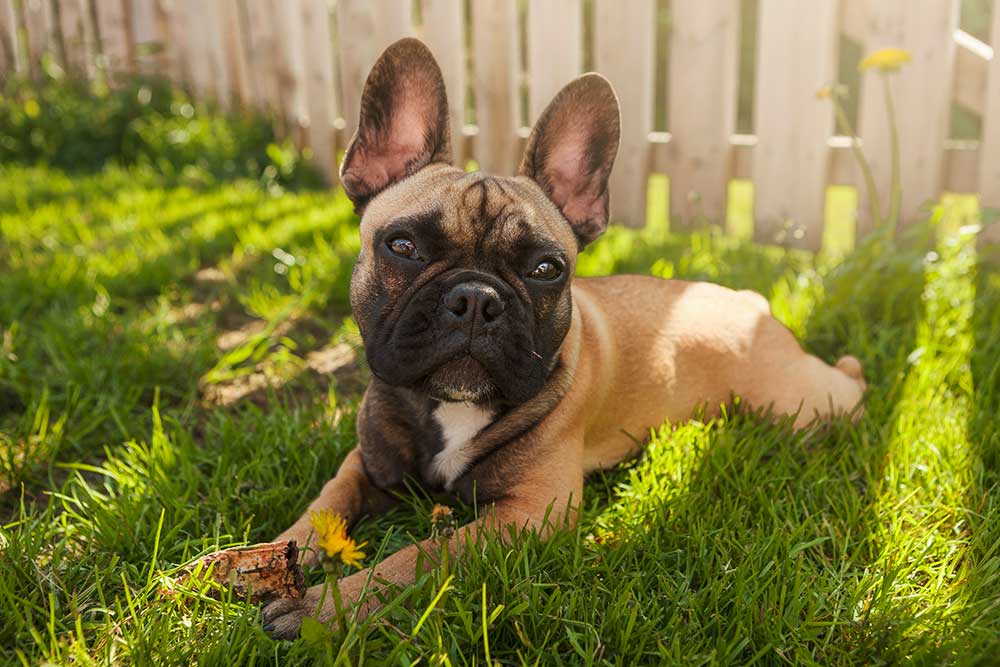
1 159 999 666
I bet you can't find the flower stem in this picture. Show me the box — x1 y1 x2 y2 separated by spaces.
831 90 882 231
330 575 348 636
882 73 901 237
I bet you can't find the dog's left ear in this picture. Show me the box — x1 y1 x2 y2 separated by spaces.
340 38 452 211
519 73 620 247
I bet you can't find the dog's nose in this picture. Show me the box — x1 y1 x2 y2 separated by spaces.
444 282 505 324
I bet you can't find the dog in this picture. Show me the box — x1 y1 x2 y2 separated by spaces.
261 37 866 639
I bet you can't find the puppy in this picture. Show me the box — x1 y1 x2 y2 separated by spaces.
262 38 866 639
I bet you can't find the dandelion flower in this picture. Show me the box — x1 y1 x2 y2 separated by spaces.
859 48 911 72
338 539 366 569
309 509 366 567
430 504 454 525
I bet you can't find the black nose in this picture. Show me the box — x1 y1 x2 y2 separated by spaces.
444 281 505 324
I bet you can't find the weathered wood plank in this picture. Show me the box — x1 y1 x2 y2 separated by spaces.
980 4 1000 242
60 0 98 80
0 0 21 78
244 0 281 115
421 0 466 162
22 0 55 80
855 0 959 234
594 0 655 227
667 0 739 228
130 0 163 74
300 0 337 180
527 0 581 124
752 0 837 249
203 0 231 107
372 0 411 48
179 0 214 101
93 0 133 77
220 0 252 106
335 1 377 138
471 0 519 175
270 0 308 138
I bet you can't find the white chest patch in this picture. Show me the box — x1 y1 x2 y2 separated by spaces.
431 402 494 488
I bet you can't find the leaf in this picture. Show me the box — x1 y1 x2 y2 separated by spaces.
300 616 333 644
790 536 830 558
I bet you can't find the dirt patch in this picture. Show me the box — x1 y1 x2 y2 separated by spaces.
201 342 366 407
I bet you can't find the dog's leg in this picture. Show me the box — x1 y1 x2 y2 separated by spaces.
262 435 584 639
274 447 396 568
745 351 867 429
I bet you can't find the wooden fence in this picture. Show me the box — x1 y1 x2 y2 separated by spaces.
1 0 998 248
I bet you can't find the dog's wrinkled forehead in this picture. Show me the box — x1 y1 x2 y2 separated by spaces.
358 165 580 257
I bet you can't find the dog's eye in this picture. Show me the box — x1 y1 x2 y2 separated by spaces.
529 260 563 281
387 237 420 260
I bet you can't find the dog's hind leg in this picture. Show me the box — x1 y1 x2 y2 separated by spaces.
744 350 867 429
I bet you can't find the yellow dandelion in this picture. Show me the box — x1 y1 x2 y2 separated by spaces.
309 510 366 567
859 48 911 72
338 539 366 569
816 86 832 100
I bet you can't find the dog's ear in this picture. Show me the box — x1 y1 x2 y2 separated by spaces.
340 38 452 211
519 73 620 247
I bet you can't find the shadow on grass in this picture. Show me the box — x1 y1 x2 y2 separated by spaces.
0 180 361 511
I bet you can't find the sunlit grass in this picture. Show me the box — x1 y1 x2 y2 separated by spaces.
1 163 999 665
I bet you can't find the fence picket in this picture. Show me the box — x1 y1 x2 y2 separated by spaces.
179 0 214 101
93 0 133 77
130 0 162 74
979 4 1000 242
373 0 412 48
219 0 251 106
59 0 94 79
471 0 519 175
594 0 655 227
300 0 336 180
420 0 466 163
855 0 959 235
527 0 581 124
335 1 376 138
270 0 307 138
0 0 20 78
752 0 837 249
23 0 55 80
667 0 739 229
158 0 184 83
244 0 281 116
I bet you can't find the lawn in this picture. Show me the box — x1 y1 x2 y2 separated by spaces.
2 136 1000 663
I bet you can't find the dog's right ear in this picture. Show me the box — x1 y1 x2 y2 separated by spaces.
340 38 452 212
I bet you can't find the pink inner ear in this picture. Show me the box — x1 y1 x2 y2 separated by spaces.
343 72 442 196
545 128 604 225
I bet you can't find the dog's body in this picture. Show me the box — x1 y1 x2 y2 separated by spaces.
261 39 866 638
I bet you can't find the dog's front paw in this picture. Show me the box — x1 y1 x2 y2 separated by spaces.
261 585 327 640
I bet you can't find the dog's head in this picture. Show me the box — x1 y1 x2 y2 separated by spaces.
343 38 620 406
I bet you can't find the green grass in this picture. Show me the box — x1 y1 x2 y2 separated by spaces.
2 161 1000 666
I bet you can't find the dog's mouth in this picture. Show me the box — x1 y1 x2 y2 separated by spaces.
423 355 498 402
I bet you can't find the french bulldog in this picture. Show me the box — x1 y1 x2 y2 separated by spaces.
261 38 866 639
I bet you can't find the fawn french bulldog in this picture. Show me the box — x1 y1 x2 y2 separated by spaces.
261 38 866 638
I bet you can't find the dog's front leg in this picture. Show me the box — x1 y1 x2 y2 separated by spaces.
263 437 584 640
273 447 396 568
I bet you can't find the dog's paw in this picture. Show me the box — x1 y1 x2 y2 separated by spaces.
261 595 314 640
262 583 334 640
